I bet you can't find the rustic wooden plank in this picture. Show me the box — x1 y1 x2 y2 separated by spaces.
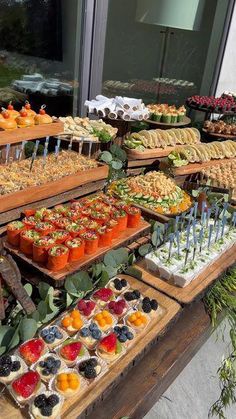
173 157 236 176
4 220 151 286
0 164 108 214
0 121 64 146
0 274 181 419
0 180 106 226
84 300 212 419
126 145 177 160
136 244 236 304
127 157 161 168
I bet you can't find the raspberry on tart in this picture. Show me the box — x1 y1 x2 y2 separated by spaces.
92 288 114 307
107 298 128 318
77 299 97 318
11 371 41 403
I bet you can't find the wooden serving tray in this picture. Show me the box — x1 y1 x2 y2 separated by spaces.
202 128 236 140
125 145 176 160
0 163 108 214
4 220 151 286
172 157 236 176
146 116 191 128
0 121 64 146
0 274 181 419
136 244 236 304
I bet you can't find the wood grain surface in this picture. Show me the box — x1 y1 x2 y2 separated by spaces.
172 157 236 176
0 121 64 146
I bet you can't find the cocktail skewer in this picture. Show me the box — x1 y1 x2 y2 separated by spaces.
5 144 10 165
206 208 211 228
176 230 180 257
79 136 84 154
208 225 213 249
199 227 204 253
193 201 198 220
221 216 227 238
19 141 27 161
29 140 40 172
214 205 219 227
167 234 174 261
184 242 190 266
200 201 206 225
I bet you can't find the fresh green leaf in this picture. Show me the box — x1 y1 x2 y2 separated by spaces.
104 248 129 268
24 283 33 296
38 282 51 300
65 272 93 296
128 253 136 266
8 328 20 350
110 144 127 162
138 243 152 256
91 263 103 279
102 265 118 279
37 301 48 320
30 310 40 323
0 326 15 347
0 347 6 356
98 270 110 288
124 266 142 280
100 151 113 163
111 160 123 170
66 293 74 307
19 318 38 342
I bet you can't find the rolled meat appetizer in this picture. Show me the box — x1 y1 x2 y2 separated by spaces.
33 236 55 264
22 216 37 230
126 207 141 228
7 221 25 246
20 230 40 255
65 237 85 262
53 217 70 230
49 230 71 244
80 231 99 255
66 222 86 238
107 219 119 239
113 210 128 232
97 226 113 247
90 211 109 226
35 221 54 236
47 245 69 271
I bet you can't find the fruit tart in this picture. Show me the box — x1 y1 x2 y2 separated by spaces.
113 325 135 348
79 323 102 350
97 333 124 363
126 311 150 332
107 298 128 319
10 371 41 404
139 297 159 318
92 288 114 307
77 299 97 319
93 310 116 332
61 309 84 336
30 391 63 419
54 370 84 398
58 339 87 366
107 277 130 295
19 338 46 366
35 355 64 382
40 325 67 349
78 357 107 381
123 289 142 306
0 355 26 385
35 105 53 125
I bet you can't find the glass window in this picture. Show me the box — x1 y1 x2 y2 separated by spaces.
102 0 230 108
0 0 82 116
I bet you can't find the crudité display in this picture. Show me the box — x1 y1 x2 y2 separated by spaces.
0 277 160 417
145 203 236 287
109 171 192 215
0 150 98 196
6 194 142 271
125 127 200 151
168 140 236 167
147 103 186 123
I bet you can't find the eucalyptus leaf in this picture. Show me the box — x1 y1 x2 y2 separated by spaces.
0 326 15 347
66 293 74 307
24 283 33 296
30 310 40 323
138 243 152 256
19 318 38 342
0 347 6 356
8 328 20 350
152 230 162 247
100 151 113 163
98 270 110 288
110 144 127 161
65 272 93 296
102 265 118 279
38 282 51 300
91 263 103 279
125 266 142 280
111 160 123 170
47 293 59 313
37 301 48 320
128 253 135 266
104 248 129 268
41 311 59 324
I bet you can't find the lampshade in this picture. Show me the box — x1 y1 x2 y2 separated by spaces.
136 0 205 31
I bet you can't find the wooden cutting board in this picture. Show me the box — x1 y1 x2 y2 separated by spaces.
135 244 236 304
0 274 181 419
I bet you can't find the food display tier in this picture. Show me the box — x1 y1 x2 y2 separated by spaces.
0 163 108 214
0 121 64 146
186 102 235 115
170 157 236 176
0 274 181 419
202 128 236 139
4 220 151 286
146 116 191 128
136 244 236 304
125 145 176 160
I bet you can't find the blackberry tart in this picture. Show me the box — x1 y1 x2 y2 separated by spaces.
0 355 26 385
30 391 63 419
107 277 130 295
78 357 106 381
139 297 159 318
123 289 142 306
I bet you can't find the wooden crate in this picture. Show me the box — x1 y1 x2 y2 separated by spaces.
4 220 151 286
0 164 108 214
0 274 181 419
0 121 64 146
136 244 236 304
